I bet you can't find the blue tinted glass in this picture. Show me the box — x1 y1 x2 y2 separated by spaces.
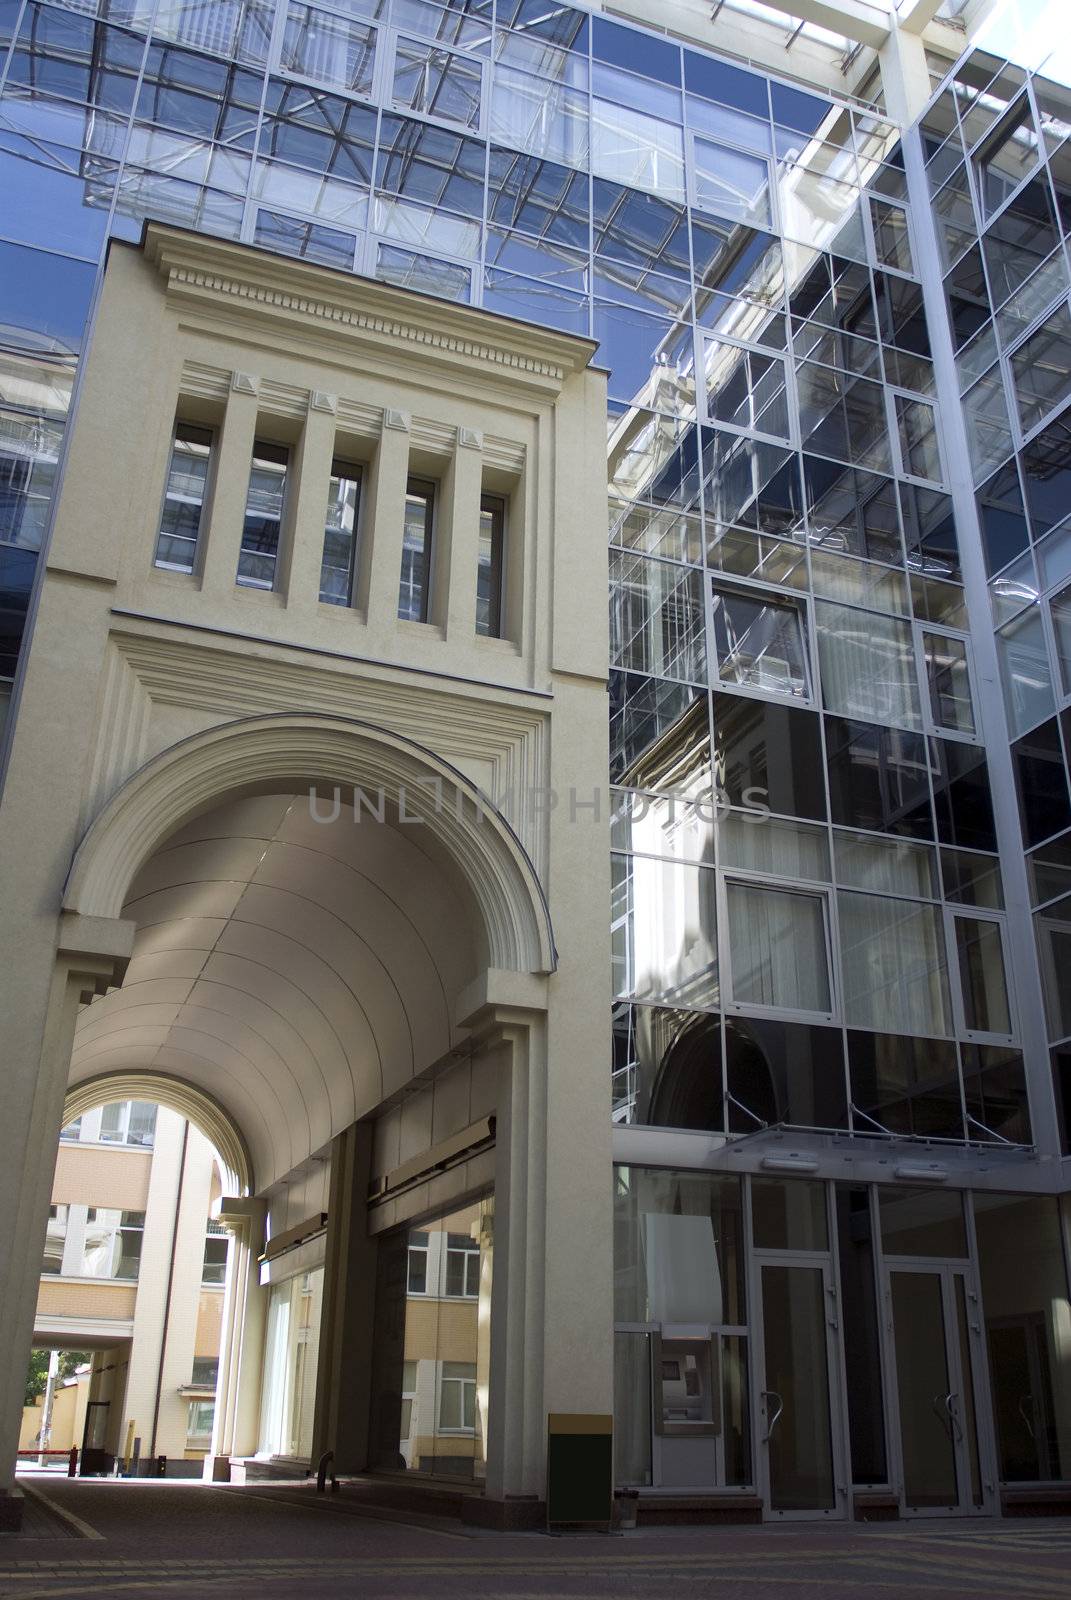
260 84 376 183
594 301 690 409
253 208 357 269
0 544 37 676
138 46 261 141
0 241 96 352
497 0 588 52
770 80 832 134
0 0 21 50
0 145 109 259
485 226 588 289
9 4 96 102
377 114 485 218
593 180 689 277
487 147 590 249
683 51 768 117
481 267 588 334
594 257 690 319
592 16 679 87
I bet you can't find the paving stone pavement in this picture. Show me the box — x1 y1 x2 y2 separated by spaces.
2 1478 1071 1600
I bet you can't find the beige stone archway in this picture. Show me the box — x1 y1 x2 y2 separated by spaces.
62 1071 252 1196
63 712 556 976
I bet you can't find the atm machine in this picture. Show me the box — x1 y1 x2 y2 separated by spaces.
644 1213 723 1488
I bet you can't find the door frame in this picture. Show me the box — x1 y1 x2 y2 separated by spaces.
881 1257 998 1518
749 1248 850 1521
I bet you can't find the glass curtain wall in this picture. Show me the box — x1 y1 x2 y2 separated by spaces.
257 1265 325 1460
0 0 1049 1148
369 1196 493 1480
916 10 1071 1151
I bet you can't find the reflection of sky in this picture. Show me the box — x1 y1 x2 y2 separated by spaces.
977 0 1071 88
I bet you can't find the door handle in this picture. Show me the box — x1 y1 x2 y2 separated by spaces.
944 1392 964 1444
761 1389 784 1443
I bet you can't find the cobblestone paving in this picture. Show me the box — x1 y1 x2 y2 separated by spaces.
2 1479 1070 1600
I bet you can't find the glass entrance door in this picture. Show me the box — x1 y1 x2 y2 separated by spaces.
755 1258 845 1517
886 1265 989 1516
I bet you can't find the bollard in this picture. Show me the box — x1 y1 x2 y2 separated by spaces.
315 1451 336 1493
67 1447 77 1478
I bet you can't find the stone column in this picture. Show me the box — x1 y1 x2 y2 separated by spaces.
0 918 133 1529
279 396 338 614
204 1197 268 1480
443 428 485 643
359 411 411 628
198 375 260 597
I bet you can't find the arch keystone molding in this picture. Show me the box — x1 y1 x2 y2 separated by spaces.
62 1072 252 1195
63 713 556 976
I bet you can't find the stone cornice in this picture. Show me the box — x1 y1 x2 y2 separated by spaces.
139 224 598 392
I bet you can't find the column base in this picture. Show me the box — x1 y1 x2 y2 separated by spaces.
0 1487 25 1532
202 1456 233 1483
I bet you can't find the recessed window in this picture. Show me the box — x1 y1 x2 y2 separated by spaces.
393 38 481 130
710 582 810 700
476 492 505 638
202 1225 229 1286
953 913 1011 1036
155 423 212 573
319 458 361 606
280 3 377 96
237 440 288 590
726 880 831 1014
399 476 435 622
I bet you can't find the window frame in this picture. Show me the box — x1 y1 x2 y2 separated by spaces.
914 621 980 744
945 904 1017 1046
443 1233 480 1298
319 455 364 607
699 329 794 446
437 1361 477 1434
476 490 506 638
153 420 214 575
686 128 774 232
707 574 815 708
390 30 486 136
398 474 436 623
719 871 837 1025
237 437 290 591
275 0 381 102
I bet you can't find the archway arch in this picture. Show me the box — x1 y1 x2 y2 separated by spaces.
61 1071 252 1195
63 713 555 975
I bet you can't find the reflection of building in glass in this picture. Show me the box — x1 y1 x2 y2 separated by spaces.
3 0 1071 1537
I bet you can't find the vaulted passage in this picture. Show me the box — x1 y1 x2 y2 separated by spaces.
71 789 480 1193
